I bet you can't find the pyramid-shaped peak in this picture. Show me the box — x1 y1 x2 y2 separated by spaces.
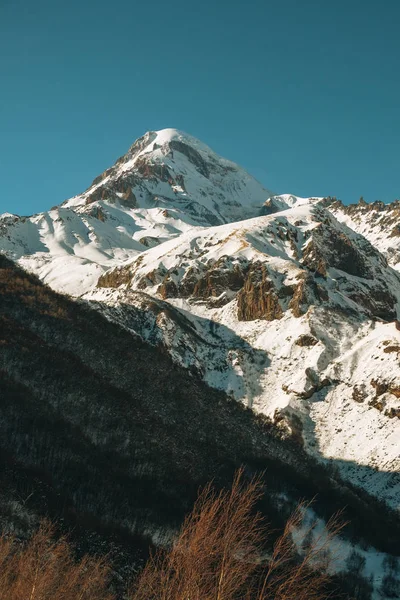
127 128 220 162
62 127 273 224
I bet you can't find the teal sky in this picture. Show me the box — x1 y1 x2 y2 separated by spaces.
1 0 399 215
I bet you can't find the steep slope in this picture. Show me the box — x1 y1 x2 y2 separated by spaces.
3 254 400 562
323 197 400 271
1 129 399 514
89 202 400 509
0 129 272 294
264 195 400 272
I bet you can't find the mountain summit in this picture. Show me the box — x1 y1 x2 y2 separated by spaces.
0 129 272 293
1 130 399 512
64 128 273 222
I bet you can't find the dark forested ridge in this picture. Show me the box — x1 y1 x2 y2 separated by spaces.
0 254 399 579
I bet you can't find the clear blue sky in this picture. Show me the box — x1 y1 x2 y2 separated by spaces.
1 0 399 215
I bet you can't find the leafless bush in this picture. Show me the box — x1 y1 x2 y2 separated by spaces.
130 468 345 600
0 470 345 600
0 522 114 600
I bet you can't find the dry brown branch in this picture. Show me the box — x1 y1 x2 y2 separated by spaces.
0 472 346 600
0 522 114 600
130 472 346 600
131 468 265 600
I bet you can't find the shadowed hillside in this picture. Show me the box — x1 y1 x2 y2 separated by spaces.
0 254 399 584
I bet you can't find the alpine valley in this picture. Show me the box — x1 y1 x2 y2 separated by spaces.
1 129 400 595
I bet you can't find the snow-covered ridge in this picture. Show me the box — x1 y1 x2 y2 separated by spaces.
1 129 399 510
0 129 272 294
88 201 400 509
320 197 400 272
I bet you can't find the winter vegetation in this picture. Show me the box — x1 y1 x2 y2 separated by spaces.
1 129 398 509
0 470 374 600
1 130 399 598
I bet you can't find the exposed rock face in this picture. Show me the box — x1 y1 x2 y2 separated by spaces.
158 275 179 299
298 212 397 321
302 222 374 280
370 378 400 402
282 371 331 400
237 264 283 321
347 286 397 322
389 385 400 399
386 407 400 419
85 180 137 208
371 378 389 397
156 258 248 305
295 334 318 347
135 157 171 182
352 385 367 403
326 197 400 270
97 267 132 288
88 206 106 221
2 130 400 513
168 140 210 177
288 274 322 317
115 181 137 207
139 236 162 248
193 260 245 301
85 185 110 205
302 238 328 278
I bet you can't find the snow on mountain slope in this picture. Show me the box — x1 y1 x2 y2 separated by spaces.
87 202 400 509
1 130 399 509
0 129 272 294
323 197 400 271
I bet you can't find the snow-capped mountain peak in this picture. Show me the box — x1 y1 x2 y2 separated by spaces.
1 131 399 512
64 127 273 223
0 129 273 293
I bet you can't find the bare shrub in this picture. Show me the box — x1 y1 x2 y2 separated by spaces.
0 522 114 600
0 470 346 599
130 469 344 600
131 469 264 600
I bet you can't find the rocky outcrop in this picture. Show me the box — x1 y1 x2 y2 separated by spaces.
147 257 248 306
282 370 331 400
371 378 389 397
389 385 400 399
135 158 171 182
114 181 137 207
237 264 283 321
303 226 373 279
326 197 400 270
352 385 367 403
85 186 110 205
139 236 161 248
302 237 328 277
88 206 106 222
84 181 137 208
193 260 246 303
371 378 400 400
158 276 179 299
97 267 131 288
385 407 400 419
347 286 397 322
295 334 318 347
168 140 210 178
382 343 400 354
288 273 322 317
